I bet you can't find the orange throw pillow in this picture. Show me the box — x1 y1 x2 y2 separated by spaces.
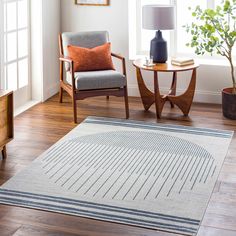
67 43 115 72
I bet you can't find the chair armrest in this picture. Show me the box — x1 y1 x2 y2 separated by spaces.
59 56 73 67
59 56 74 73
111 52 125 60
59 56 76 90
111 52 127 76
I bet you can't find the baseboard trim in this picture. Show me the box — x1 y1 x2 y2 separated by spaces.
43 83 222 105
43 82 59 102
128 85 222 104
14 100 40 117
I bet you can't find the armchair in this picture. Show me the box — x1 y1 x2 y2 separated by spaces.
59 31 129 123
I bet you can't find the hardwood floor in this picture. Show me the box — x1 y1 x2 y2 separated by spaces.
0 93 236 236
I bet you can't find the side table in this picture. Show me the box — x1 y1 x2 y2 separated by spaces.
133 59 199 119
0 90 14 160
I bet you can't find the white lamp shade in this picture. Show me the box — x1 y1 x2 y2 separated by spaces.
142 5 175 30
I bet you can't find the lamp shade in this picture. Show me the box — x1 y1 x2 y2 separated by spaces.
142 5 175 30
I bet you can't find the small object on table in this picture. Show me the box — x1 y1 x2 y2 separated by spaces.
133 59 199 119
0 90 14 160
144 56 155 67
171 57 195 66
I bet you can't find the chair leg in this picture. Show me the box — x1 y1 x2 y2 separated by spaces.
72 97 77 123
59 87 63 103
1 146 7 160
106 96 109 100
124 86 129 119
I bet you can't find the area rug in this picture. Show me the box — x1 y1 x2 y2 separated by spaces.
0 117 233 235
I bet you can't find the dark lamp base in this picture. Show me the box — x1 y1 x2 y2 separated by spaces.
150 30 168 63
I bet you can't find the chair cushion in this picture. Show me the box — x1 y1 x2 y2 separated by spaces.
62 31 109 57
67 43 114 72
66 70 126 90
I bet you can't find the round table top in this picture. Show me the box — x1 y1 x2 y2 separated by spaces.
133 59 199 72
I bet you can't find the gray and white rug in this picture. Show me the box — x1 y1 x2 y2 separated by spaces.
0 117 233 235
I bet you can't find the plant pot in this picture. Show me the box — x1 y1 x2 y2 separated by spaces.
222 87 236 120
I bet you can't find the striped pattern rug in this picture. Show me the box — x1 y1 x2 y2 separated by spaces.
0 117 233 235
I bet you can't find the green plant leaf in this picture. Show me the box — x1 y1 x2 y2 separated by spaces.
183 0 236 87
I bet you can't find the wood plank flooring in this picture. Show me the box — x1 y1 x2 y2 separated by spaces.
0 93 236 236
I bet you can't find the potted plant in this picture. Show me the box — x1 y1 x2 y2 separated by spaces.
185 0 236 119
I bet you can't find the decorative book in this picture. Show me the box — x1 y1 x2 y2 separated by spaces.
171 57 194 66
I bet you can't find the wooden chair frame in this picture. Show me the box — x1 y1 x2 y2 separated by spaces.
58 34 129 123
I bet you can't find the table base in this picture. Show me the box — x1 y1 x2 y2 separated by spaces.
136 68 197 119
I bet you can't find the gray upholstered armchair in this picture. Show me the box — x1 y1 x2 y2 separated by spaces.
59 31 129 123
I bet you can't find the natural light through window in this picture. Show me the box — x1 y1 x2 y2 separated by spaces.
129 0 234 59
176 0 207 55
2 0 29 91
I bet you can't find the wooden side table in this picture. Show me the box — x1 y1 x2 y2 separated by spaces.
133 59 199 119
0 90 14 160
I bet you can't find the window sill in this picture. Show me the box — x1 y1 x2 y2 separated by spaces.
195 58 230 66
130 55 230 67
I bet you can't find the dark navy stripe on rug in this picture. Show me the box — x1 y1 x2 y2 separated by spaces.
84 117 233 138
0 189 199 225
0 197 197 235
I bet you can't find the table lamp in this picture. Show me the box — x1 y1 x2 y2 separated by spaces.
142 5 175 63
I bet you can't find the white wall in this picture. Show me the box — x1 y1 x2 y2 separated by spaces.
31 0 60 102
31 0 43 101
42 0 61 101
60 0 233 104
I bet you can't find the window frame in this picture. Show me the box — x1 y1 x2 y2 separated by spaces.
129 0 235 61
0 0 31 91
0 0 4 89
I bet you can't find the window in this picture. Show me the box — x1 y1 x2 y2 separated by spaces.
129 0 233 59
0 0 30 91
176 0 207 55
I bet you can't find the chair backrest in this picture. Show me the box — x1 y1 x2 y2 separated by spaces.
61 31 109 56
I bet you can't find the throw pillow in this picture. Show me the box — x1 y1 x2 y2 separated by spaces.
67 43 115 72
